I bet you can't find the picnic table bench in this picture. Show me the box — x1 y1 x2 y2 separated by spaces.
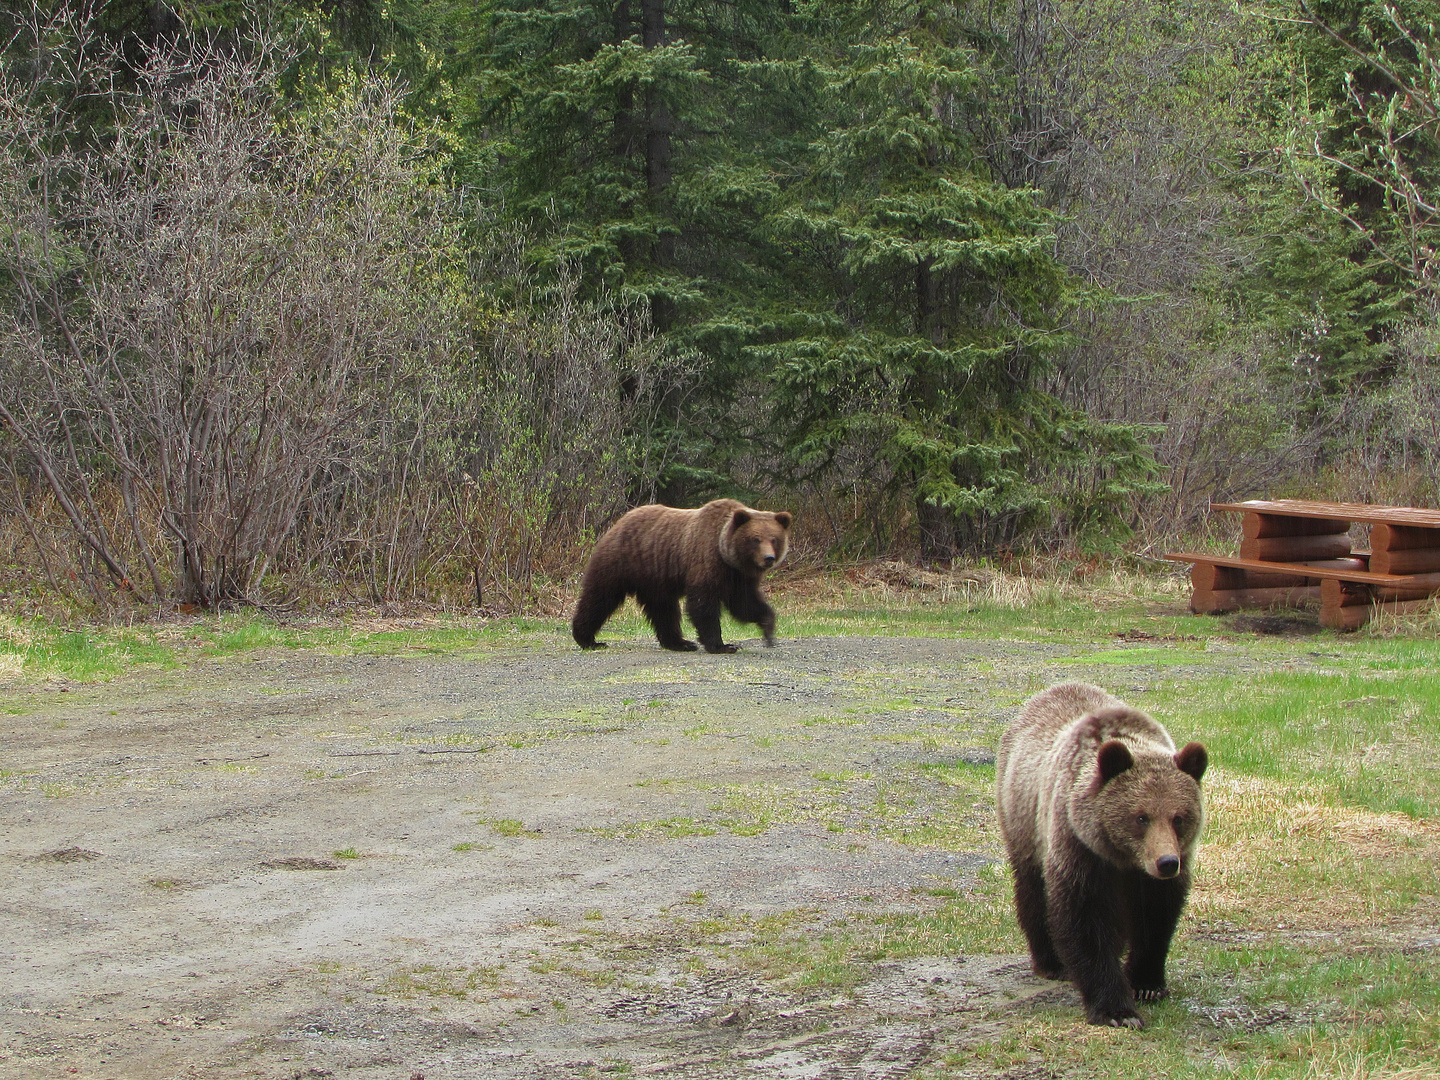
1166 499 1440 630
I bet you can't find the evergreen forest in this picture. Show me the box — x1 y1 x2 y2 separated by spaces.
5 0 1440 612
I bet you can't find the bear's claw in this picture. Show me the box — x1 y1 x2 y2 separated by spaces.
1090 1005 1145 1029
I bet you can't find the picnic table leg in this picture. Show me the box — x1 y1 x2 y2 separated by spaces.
1370 524 1440 575
1321 579 1372 631
1322 576 1440 630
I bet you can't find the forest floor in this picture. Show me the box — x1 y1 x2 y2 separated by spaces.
2 576 1437 1079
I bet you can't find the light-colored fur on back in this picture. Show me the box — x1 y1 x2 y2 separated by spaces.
998 682 1183 869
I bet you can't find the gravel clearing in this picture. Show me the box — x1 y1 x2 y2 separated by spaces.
1 629 1225 1078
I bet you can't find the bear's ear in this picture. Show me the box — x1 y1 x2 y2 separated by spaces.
730 508 752 529
1097 739 1133 783
1175 741 1208 782
774 511 793 530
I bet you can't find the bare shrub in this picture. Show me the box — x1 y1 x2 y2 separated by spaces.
322 256 676 613
454 265 675 609
991 0 1335 543
1 6 466 608
1316 310 1440 510
0 4 685 616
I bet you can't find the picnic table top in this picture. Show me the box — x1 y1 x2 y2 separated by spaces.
1211 499 1440 528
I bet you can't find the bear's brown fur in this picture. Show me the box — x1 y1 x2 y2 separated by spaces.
571 499 792 654
996 681 1207 1028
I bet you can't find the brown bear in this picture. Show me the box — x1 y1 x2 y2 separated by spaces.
996 681 1207 1028
571 499 792 653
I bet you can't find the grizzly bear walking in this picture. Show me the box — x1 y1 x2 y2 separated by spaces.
996 681 1208 1028
571 499 792 654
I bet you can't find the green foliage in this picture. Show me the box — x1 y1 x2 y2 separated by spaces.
453 0 1159 550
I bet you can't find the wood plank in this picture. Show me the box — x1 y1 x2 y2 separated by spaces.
1165 552 1437 587
1239 534 1354 561
1242 512 1349 539
1298 557 1372 571
1192 586 1322 614
1369 523 1440 575
1212 499 1440 528
1319 579 1438 608
1370 547 1440 575
1371 523 1440 551
1322 603 1372 631
1322 595 1440 631
1191 562 1311 590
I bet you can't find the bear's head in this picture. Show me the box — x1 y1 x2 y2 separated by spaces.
720 507 793 575
1092 736 1207 880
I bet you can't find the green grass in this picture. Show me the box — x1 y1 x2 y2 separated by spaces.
0 610 572 684
0 616 178 682
0 571 1302 682
374 963 502 1000
562 579 1440 1079
1140 665 1440 818
580 816 720 840
480 817 542 838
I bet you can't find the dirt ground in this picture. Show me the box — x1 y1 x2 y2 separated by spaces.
1 627 1226 1079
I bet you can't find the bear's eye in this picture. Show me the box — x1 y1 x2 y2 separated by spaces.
1173 814 1186 831
1136 813 1150 828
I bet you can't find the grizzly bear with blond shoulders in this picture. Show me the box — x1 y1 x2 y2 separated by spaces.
571 499 792 653
997 681 1207 1029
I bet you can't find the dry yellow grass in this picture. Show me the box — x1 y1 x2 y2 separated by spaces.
770 557 1189 612
1296 1044 1440 1080
1191 771 1440 932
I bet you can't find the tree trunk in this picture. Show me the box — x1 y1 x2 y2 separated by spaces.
640 0 675 329
640 0 672 195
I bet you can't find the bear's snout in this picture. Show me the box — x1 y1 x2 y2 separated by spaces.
763 553 776 567
1154 854 1181 879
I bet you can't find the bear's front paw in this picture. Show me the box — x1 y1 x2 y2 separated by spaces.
577 641 608 650
662 640 699 652
704 642 740 654
1088 1006 1144 1029
762 633 777 647
1125 961 1168 1002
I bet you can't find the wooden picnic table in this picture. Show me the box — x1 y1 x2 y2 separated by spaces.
1165 499 1440 629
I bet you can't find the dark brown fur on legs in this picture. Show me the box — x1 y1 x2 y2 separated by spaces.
571 499 792 653
997 682 1207 1028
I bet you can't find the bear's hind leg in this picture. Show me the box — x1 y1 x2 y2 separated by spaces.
572 581 626 649
639 593 698 652
1012 858 1064 979
1123 872 1190 1002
